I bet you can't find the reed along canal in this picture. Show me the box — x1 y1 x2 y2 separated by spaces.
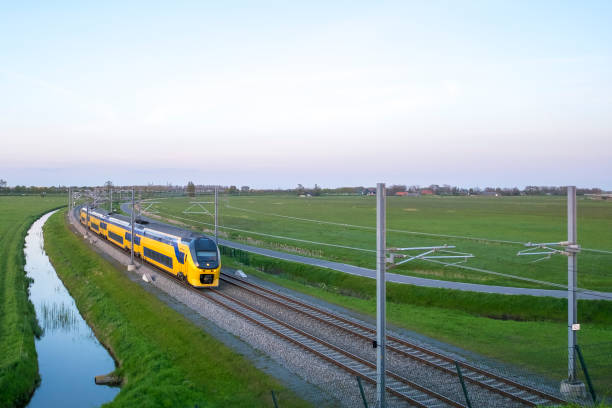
24 211 119 407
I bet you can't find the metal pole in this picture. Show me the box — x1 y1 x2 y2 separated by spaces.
567 186 577 381
130 188 135 266
215 185 218 244
68 187 71 212
110 188 113 213
86 204 90 237
376 182 386 408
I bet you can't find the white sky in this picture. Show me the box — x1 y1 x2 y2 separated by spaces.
1 1 611 188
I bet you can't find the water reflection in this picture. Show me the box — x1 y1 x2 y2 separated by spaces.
25 211 119 408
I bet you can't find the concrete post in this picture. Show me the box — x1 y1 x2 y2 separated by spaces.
85 205 89 237
376 182 386 408
128 188 135 271
567 186 577 380
215 186 218 245
560 186 586 398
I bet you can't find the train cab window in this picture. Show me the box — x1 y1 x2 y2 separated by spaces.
190 237 218 267
196 251 217 261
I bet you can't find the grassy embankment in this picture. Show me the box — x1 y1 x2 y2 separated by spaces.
150 194 612 291
220 246 612 396
0 195 65 407
43 210 311 408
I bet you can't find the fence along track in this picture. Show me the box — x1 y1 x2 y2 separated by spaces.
200 286 464 408
220 273 566 407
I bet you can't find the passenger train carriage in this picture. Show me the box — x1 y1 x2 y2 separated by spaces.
79 207 220 288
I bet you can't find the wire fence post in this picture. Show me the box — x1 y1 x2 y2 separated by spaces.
356 376 369 408
376 182 386 408
575 345 597 403
270 390 279 408
454 362 473 408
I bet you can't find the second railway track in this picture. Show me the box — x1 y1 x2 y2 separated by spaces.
219 272 565 407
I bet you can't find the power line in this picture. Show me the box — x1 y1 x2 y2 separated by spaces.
225 204 612 255
159 212 376 253
135 205 612 300
423 258 612 301
145 205 612 287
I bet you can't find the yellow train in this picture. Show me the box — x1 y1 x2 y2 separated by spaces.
79 207 220 288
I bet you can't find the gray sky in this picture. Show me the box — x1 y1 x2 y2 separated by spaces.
1 1 611 189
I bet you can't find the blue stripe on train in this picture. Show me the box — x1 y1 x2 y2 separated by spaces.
172 242 185 264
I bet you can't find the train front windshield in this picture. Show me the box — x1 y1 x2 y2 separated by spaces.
190 237 219 268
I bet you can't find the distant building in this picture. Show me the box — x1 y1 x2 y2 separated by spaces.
421 189 434 195
482 191 500 197
396 191 420 197
585 193 612 200
362 188 376 196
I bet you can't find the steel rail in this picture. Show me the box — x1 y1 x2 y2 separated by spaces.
72 209 561 407
220 273 566 406
202 288 464 408
76 219 458 407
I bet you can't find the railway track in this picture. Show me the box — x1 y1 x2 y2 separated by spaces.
219 273 566 407
73 210 564 407
200 285 464 408
123 265 464 405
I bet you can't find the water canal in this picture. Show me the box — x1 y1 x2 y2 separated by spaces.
25 211 119 407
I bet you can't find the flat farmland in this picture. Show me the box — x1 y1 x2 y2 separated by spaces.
147 194 612 292
0 195 65 406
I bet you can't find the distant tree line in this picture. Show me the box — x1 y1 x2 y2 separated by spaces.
0 179 605 198
0 183 69 194
283 184 606 197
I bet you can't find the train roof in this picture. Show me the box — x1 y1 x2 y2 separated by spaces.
83 207 203 243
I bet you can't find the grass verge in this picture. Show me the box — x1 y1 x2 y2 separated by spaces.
0 196 65 407
220 247 612 325
44 210 311 408
220 246 612 395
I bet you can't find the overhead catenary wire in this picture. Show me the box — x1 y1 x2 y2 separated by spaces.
225 203 612 255
142 207 612 301
157 212 376 253
424 258 612 301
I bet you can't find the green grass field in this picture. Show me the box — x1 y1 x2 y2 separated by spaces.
0 195 65 407
43 210 310 408
146 194 612 291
